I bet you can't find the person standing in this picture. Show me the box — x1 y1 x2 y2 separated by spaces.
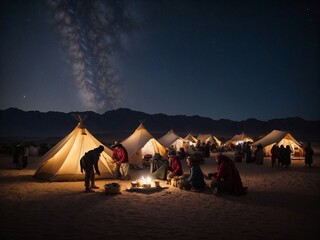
278 145 285 168
111 141 130 180
80 145 104 192
245 143 253 163
22 143 30 169
304 142 314 167
270 144 278 168
284 145 292 168
254 144 265 165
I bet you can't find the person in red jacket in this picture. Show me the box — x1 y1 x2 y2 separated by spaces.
166 149 183 183
210 153 246 196
111 141 130 180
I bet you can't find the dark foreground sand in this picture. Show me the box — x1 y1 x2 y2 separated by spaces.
1 150 320 240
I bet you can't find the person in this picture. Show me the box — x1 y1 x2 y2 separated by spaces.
270 144 278 168
210 154 246 196
177 147 187 161
245 143 253 163
284 145 292 168
22 143 30 169
13 143 24 169
180 156 206 192
80 145 104 192
166 149 183 184
304 142 314 167
254 144 265 165
278 145 285 168
150 153 169 180
111 141 130 180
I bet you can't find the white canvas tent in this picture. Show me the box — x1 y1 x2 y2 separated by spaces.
224 132 254 147
251 130 303 157
197 133 222 147
158 129 186 151
184 133 198 145
33 121 117 181
121 123 167 167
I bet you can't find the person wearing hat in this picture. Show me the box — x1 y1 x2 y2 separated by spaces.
80 145 104 192
179 156 206 192
166 149 183 183
111 141 130 180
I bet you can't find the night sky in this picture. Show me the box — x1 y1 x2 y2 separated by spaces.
0 0 319 121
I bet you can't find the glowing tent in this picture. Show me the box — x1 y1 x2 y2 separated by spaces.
251 130 303 157
197 133 222 147
158 129 186 151
184 133 198 145
121 123 167 167
224 132 254 147
33 119 117 181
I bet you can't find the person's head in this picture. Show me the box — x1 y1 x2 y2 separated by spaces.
97 145 104 152
168 149 177 158
153 153 161 160
215 153 225 164
111 141 121 149
187 155 197 167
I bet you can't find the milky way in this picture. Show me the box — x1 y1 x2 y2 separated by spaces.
45 0 134 112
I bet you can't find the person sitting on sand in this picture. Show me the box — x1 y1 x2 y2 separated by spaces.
210 153 246 196
179 155 206 192
167 149 183 184
80 145 104 192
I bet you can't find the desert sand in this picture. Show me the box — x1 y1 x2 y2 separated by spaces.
1 148 320 240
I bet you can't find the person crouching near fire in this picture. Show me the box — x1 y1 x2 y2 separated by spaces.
210 153 247 196
166 149 183 184
179 156 206 192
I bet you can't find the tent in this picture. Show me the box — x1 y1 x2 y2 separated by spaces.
184 133 198 145
197 133 222 147
33 120 118 181
224 132 254 147
251 130 304 157
121 123 167 167
158 129 186 151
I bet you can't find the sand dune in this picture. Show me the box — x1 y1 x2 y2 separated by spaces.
1 150 320 240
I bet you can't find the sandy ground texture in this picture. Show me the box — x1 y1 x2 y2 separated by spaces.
0 149 320 240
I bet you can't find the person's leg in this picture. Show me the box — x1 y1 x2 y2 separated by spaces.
90 171 99 188
84 170 91 191
121 163 130 180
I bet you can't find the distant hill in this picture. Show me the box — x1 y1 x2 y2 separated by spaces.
0 108 319 142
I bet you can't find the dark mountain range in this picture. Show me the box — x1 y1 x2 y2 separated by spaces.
0 108 319 143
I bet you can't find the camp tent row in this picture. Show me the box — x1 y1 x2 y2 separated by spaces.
224 132 254 147
197 133 222 147
157 129 196 155
251 129 304 157
33 117 304 182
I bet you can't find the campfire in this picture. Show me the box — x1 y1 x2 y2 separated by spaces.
131 176 160 188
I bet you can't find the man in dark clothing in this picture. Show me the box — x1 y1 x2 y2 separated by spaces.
80 145 104 192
